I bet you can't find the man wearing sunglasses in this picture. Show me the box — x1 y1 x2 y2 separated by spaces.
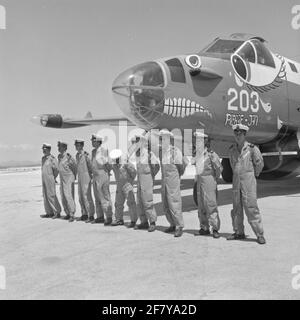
227 124 266 245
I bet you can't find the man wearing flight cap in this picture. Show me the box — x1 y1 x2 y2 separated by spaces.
227 124 266 244
133 133 160 232
57 141 77 222
40 143 62 218
75 139 95 222
90 134 113 225
159 129 188 237
192 130 222 238
110 148 137 227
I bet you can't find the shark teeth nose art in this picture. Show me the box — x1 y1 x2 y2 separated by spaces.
163 98 212 118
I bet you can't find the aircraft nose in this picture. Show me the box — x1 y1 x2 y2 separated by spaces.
112 61 165 129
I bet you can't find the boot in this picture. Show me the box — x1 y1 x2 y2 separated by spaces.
164 226 176 233
227 233 246 240
52 214 61 219
148 222 156 232
104 218 113 226
85 216 94 223
174 227 183 237
80 215 88 221
111 220 124 226
212 230 220 239
63 215 70 220
127 221 136 228
199 228 210 236
257 236 266 245
134 222 149 230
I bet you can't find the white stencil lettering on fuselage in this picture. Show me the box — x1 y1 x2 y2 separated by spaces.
227 88 271 113
225 113 259 127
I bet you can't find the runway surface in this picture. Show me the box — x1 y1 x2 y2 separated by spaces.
0 167 299 300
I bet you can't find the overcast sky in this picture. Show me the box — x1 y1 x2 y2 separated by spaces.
0 0 299 163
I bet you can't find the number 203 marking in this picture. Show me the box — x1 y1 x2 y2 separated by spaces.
228 88 260 113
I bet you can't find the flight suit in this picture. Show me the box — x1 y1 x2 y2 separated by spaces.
112 161 137 223
194 149 222 231
136 148 160 224
91 147 113 220
76 150 95 218
58 152 77 217
229 142 264 236
41 154 61 216
160 146 187 228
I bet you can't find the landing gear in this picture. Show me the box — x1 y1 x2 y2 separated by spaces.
221 158 233 183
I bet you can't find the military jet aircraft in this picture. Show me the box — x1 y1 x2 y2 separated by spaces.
32 33 300 185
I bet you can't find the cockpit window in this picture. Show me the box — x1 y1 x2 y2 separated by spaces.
165 58 186 83
251 39 275 68
204 39 244 54
237 42 256 63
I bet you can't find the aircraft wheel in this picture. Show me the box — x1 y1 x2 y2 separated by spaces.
221 158 233 183
193 181 198 206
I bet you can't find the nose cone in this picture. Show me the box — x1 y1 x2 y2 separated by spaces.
112 61 165 129
30 114 49 126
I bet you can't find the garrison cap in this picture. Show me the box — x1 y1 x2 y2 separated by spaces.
91 134 103 142
57 141 68 147
232 124 249 132
74 139 84 145
42 143 51 149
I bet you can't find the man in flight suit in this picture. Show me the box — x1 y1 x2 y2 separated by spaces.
90 134 113 225
75 139 95 222
227 124 266 245
134 134 160 232
40 143 62 218
110 149 137 228
159 130 188 237
192 131 222 238
57 141 77 222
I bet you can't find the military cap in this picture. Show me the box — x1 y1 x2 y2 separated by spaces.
42 143 51 149
91 134 103 142
232 124 249 132
57 141 68 147
74 139 84 145
194 131 208 138
109 149 123 160
159 129 174 137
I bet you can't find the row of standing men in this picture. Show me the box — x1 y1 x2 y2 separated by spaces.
41 124 266 244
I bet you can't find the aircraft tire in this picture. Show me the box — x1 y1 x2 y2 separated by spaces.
221 158 233 183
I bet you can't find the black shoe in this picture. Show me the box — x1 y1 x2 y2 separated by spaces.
111 220 124 226
199 228 210 236
63 215 70 220
148 223 156 232
92 217 104 224
257 236 266 245
104 218 113 226
85 216 94 223
164 226 176 233
52 214 61 219
40 214 51 218
174 227 183 237
227 233 246 240
127 221 136 228
212 230 220 239
80 215 88 221
134 222 149 230
69 217 75 223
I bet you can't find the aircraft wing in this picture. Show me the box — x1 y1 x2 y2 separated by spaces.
31 112 134 128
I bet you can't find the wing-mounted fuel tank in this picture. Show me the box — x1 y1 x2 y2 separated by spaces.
259 125 300 179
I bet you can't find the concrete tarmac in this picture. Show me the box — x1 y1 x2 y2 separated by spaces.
0 167 299 300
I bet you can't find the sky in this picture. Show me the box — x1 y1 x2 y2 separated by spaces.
0 0 299 163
